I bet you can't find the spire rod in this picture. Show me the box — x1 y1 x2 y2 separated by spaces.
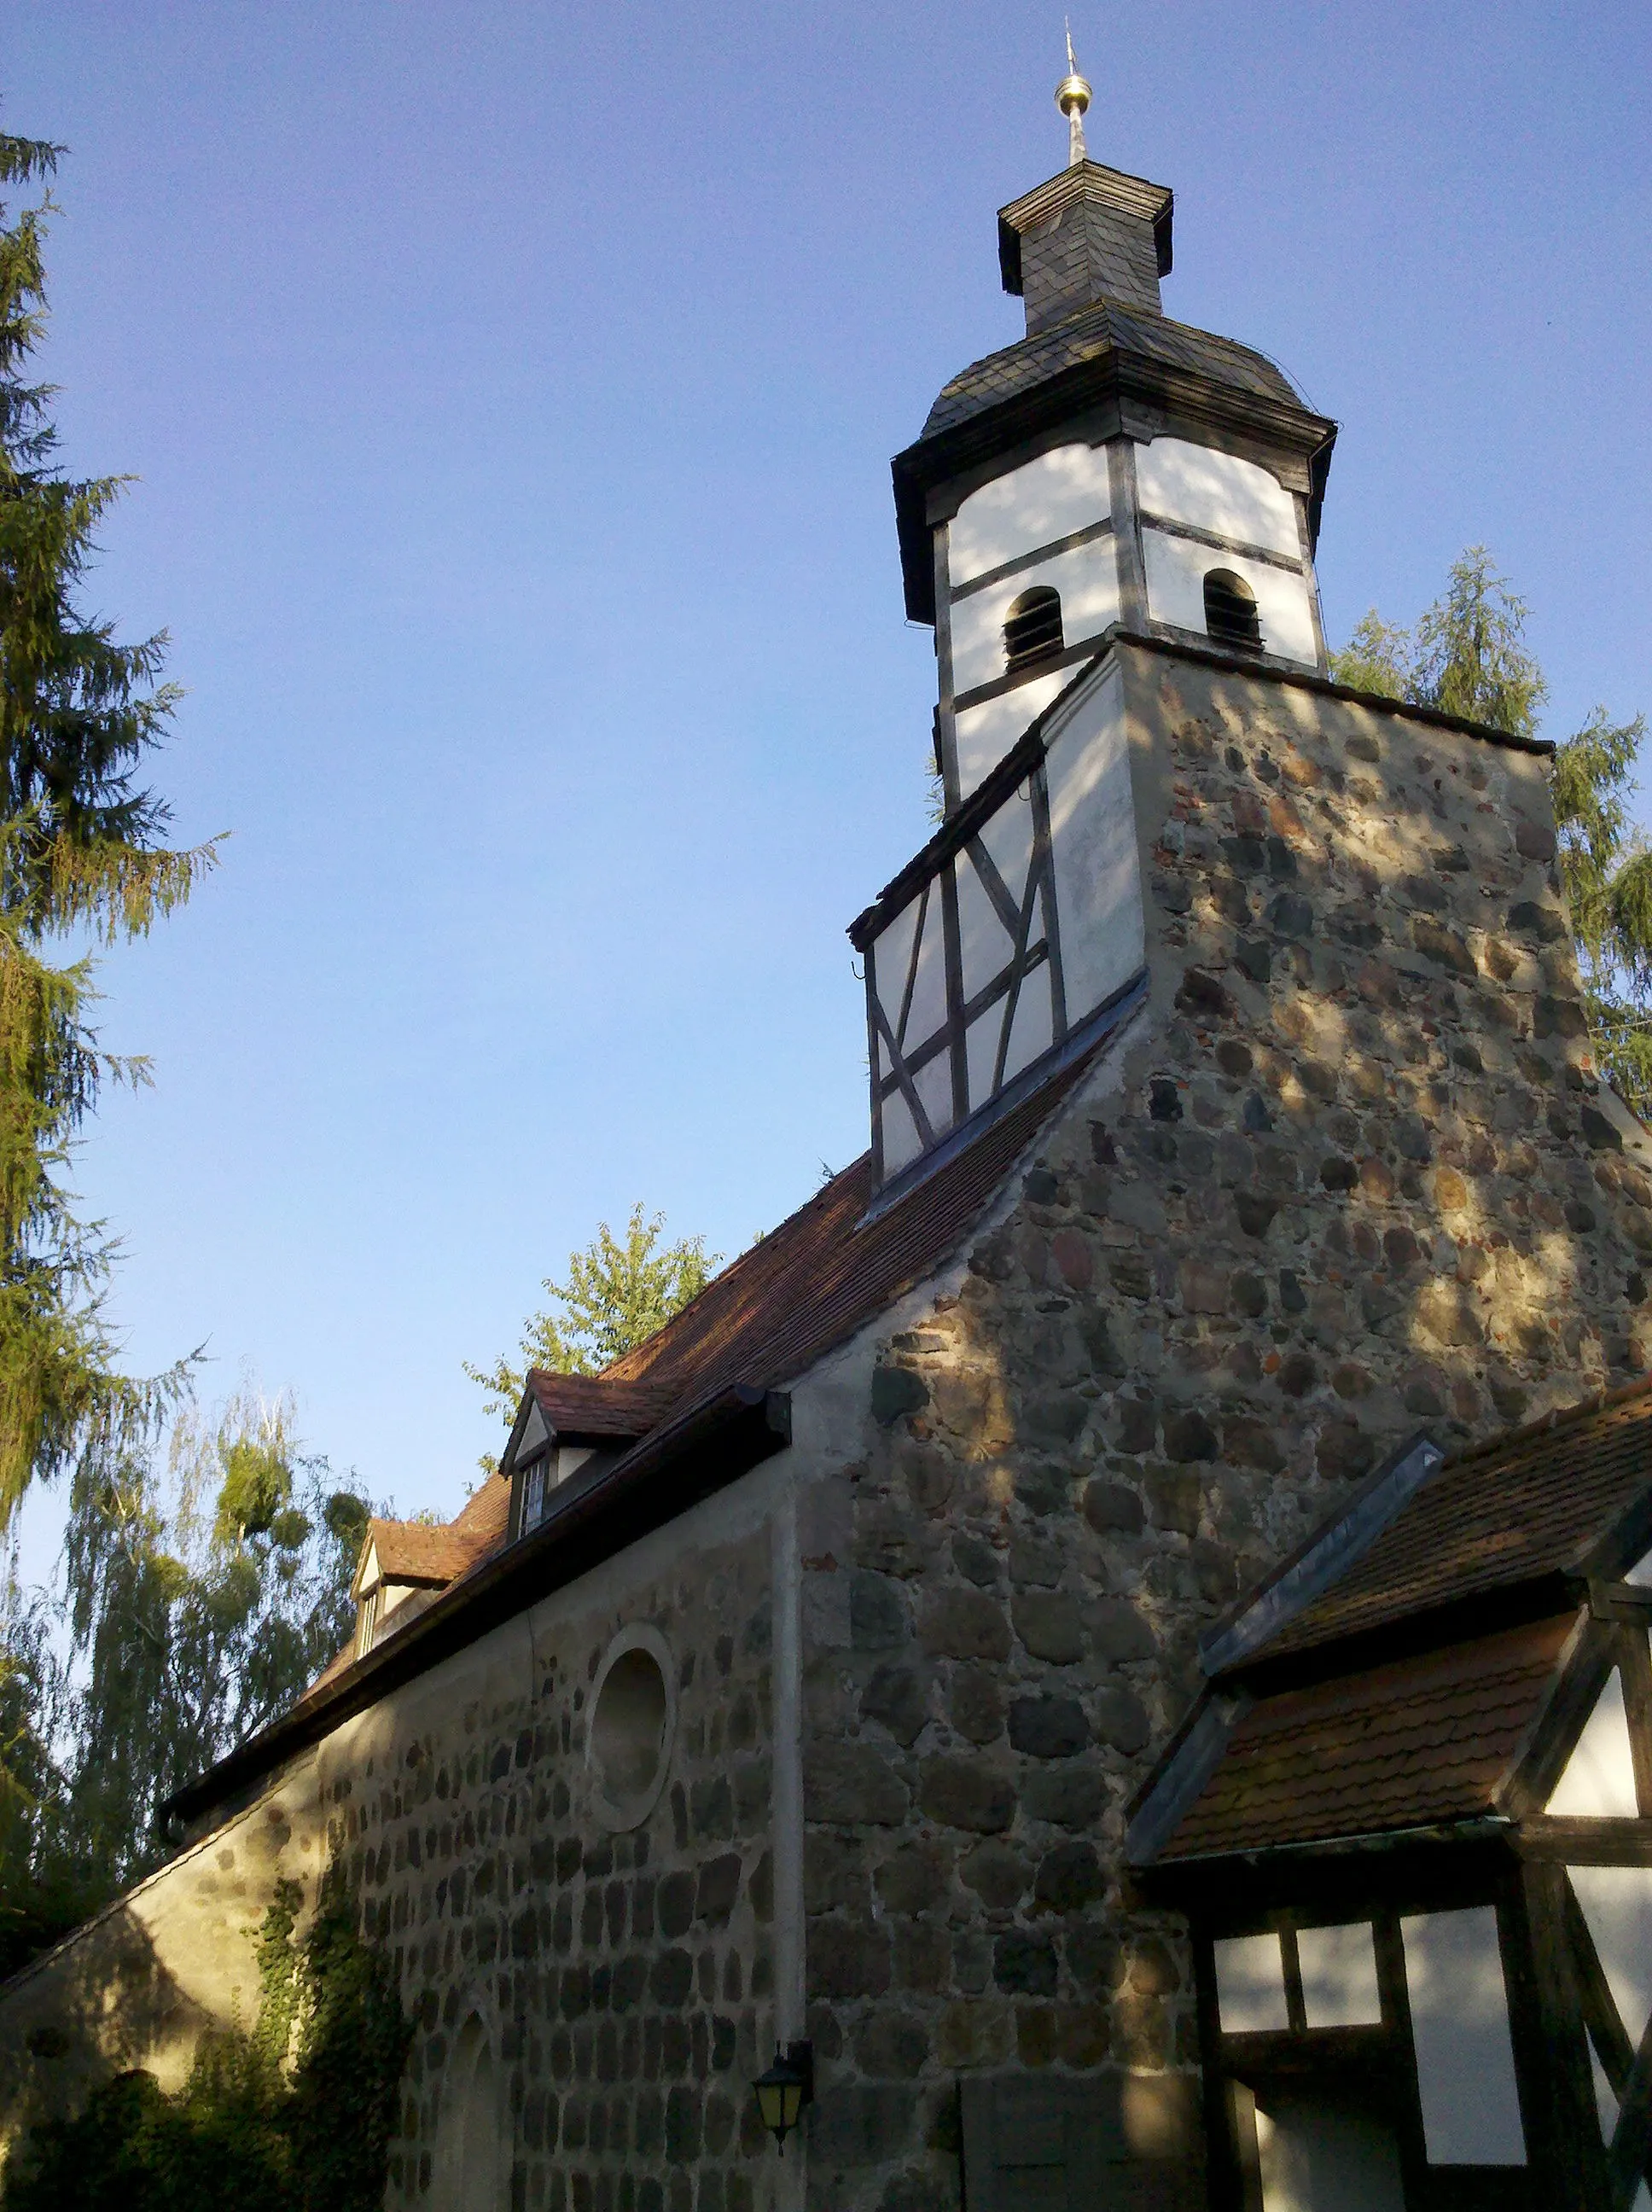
1055 21 1091 167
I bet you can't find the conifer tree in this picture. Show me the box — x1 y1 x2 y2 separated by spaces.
1332 548 1652 1109
0 128 214 1525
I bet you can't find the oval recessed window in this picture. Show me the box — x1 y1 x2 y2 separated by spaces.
587 1625 676 1829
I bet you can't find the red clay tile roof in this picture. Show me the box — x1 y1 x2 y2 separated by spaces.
1253 1378 1652 1667
305 1056 1096 1706
1159 1615 1575 1862
450 1470 512 1545
526 1373 674 1439
602 1062 1091 1402
366 1517 486 1586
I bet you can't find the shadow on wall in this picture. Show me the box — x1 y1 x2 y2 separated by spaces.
0 1904 211 2158
433 2014 508 2212
799 667 1652 2205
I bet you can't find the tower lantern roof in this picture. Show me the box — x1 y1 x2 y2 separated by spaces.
998 159 1174 332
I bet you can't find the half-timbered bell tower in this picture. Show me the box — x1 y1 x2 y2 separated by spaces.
857 49 1340 1202
892 44 1336 812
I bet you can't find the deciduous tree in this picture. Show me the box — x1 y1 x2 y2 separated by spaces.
465 1203 718 1448
0 1387 372 1969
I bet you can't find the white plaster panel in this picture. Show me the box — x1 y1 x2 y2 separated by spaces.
974 777 1037 910
1254 2098 1406 2212
1141 527 1318 667
963 1007 1000 1119
1548 1668 1639 1818
954 674 1067 800
913 1046 952 1144
1043 661 1145 1023
1569 1864 1652 2048
1400 1907 1527 2165
870 898 919 1042
555 1444 593 1487
880 1089 921 1178
954 830 1012 1013
1000 961 1054 1087
948 441 1114 585
960 789 1038 1118
902 885 948 1053
948 537 1121 699
1626 1546 1652 1588
1297 1922 1383 2029
1136 436 1299 556
1214 1932 1289 2033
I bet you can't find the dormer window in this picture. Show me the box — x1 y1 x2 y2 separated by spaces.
520 1452 549 1534
1204 568 1263 655
1003 586 1063 672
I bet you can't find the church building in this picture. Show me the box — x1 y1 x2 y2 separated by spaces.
9 49 1652 2212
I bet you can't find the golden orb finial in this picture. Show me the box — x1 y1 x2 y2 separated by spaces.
1056 21 1091 167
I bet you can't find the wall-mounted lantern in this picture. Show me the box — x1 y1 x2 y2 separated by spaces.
752 2041 814 2154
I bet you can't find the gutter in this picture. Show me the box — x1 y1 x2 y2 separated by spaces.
162 1382 792 1839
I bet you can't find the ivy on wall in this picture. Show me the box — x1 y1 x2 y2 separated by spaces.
3 1873 410 2212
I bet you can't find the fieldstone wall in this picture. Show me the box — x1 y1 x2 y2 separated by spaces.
363 1527 778 2212
1 1515 788 2212
797 644 1652 2212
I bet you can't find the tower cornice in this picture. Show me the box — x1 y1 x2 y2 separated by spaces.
892 335 1336 625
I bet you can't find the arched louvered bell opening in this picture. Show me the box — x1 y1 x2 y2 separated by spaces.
1003 585 1064 672
1204 568 1264 655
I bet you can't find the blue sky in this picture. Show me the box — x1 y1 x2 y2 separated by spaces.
6 0 1649 1553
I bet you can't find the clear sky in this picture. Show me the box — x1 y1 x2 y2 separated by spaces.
6 0 1650 1556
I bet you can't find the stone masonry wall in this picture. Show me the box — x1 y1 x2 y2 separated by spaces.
364 1525 779 2212
1 1512 787 2212
797 643 1652 2212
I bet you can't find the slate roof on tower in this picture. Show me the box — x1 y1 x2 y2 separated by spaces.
919 297 1306 443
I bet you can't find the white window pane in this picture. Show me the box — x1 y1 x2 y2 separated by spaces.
1298 1922 1383 2029
1400 1907 1527 2165
1214 1932 1288 2033
1549 1668 1639 1819
1569 1864 1652 2049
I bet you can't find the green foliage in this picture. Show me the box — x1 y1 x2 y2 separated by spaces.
465 1201 719 1444
1329 547 1547 738
1553 707 1652 1110
0 127 217 1528
1330 548 1652 1113
2 1872 410 2212
1326 608 1412 702
0 1386 373 1961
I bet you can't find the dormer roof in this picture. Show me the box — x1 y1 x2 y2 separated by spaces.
522 1371 675 1445
1127 1377 1652 1877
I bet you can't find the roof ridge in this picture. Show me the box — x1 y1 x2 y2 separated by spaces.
602 1156 871 1383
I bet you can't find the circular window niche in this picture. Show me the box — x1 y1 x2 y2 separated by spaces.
587 1624 676 1831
